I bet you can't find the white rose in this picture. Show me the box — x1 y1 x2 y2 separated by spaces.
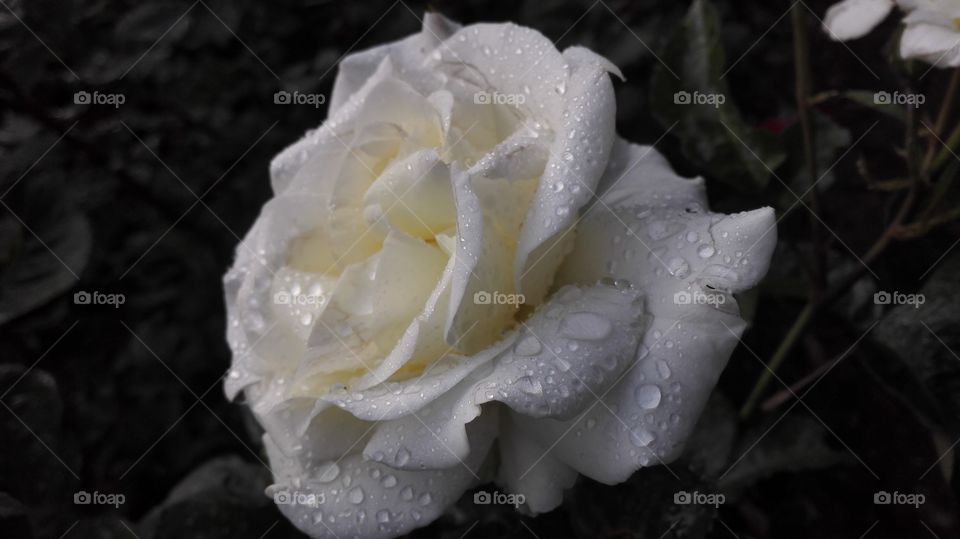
224 13 776 539
823 0 960 67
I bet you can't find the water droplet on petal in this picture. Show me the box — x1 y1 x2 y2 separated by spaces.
634 384 662 409
630 428 656 447
656 360 671 379
317 462 340 483
396 447 411 467
560 312 612 340
348 487 365 504
515 336 542 356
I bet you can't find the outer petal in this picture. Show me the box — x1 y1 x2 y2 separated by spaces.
322 334 518 421
265 415 492 539
518 140 776 486
512 46 619 305
899 22 960 67
329 13 461 113
822 0 894 41
512 303 747 485
362 383 497 470
496 410 578 513
270 14 461 193
473 282 646 419
557 140 777 295
224 193 337 402
333 281 644 472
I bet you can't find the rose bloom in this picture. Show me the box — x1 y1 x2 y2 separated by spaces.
823 0 960 67
224 13 776 539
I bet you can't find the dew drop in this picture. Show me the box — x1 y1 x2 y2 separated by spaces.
515 336 542 356
667 257 690 279
396 447 411 467
560 312 612 340
317 462 340 483
656 360 671 379
630 428 656 447
634 384 662 409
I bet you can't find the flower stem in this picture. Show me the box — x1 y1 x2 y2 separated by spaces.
922 67 960 175
739 302 815 419
791 2 826 295
739 113 921 420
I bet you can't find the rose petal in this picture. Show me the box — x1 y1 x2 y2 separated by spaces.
362 149 456 239
474 282 646 419
322 335 517 420
511 303 748 485
496 410 578 513
443 165 527 353
265 412 491 539
362 383 497 470
329 13 461 114
557 141 777 296
511 45 619 305
256 399 369 459
349 281 644 472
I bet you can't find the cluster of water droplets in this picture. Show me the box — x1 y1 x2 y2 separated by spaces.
474 282 644 418
268 456 455 538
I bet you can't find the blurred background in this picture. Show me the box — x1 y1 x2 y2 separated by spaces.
1 0 959 537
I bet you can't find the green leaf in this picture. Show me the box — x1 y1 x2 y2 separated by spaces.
651 0 786 192
870 252 960 449
719 415 852 496
0 184 90 326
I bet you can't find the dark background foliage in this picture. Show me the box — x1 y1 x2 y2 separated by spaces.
1 0 959 537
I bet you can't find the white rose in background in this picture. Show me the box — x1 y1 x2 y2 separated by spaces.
823 0 960 67
223 13 776 539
